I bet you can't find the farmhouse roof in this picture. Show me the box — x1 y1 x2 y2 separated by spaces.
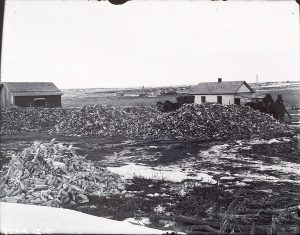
1 82 63 96
190 81 254 95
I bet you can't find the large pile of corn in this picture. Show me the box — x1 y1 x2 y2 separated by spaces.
0 107 74 134
0 104 292 140
131 104 291 140
0 140 125 207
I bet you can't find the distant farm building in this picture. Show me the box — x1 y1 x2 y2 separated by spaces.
0 82 63 107
190 78 254 105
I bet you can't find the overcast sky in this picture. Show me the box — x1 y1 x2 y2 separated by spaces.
2 0 299 89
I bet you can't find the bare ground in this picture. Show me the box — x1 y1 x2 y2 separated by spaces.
1 129 299 234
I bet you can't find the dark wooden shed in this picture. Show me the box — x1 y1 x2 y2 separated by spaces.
0 82 63 107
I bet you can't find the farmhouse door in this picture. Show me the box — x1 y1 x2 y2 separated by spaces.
234 98 240 105
34 98 46 107
217 96 222 104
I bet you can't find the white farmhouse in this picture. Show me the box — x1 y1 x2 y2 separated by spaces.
190 78 254 105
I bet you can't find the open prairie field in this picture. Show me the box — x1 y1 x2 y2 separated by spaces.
1 82 300 234
61 86 189 108
254 82 300 125
254 82 300 108
61 82 300 108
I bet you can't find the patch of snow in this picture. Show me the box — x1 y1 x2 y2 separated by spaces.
0 202 166 234
148 146 159 149
248 137 291 145
178 188 187 196
257 161 300 175
233 173 300 184
147 193 169 197
122 140 136 145
234 173 280 181
267 139 281 144
220 176 236 180
208 144 229 153
235 181 247 186
258 189 273 194
240 146 252 150
241 178 253 182
195 139 299 185
163 221 175 228
180 181 203 190
198 144 235 164
281 137 292 142
154 205 165 213
146 193 160 197
257 82 300 88
107 163 217 184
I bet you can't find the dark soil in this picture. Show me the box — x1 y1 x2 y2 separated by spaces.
1 131 299 234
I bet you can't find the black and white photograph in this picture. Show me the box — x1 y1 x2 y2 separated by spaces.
0 0 300 234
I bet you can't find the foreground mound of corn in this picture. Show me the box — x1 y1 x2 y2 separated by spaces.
0 140 125 207
0 104 292 140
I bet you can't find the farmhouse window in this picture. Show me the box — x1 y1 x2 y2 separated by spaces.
217 96 222 104
234 98 240 105
201 96 206 103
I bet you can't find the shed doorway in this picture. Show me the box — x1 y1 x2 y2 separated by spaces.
234 98 240 105
34 98 46 107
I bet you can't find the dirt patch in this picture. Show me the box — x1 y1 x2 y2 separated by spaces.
64 177 300 234
1 132 299 234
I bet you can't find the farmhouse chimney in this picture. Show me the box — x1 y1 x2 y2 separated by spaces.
218 78 222 83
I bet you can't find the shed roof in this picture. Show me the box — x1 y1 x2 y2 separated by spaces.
190 81 254 95
1 82 63 96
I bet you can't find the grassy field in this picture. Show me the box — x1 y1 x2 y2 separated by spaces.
62 93 179 108
62 82 300 108
255 87 300 110
255 82 300 124
61 86 189 108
